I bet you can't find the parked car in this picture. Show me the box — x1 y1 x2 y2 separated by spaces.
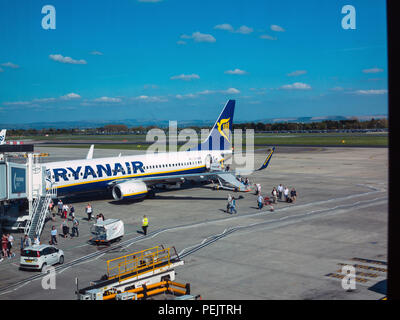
20 244 64 271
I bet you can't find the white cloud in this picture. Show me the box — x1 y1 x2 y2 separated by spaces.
191 31 216 43
224 88 240 94
281 82 311 90
271 24 285 32
177 40 186 45
180 32 216 43
3 93 81 107
170 73 200 81
3 101 30 106
133 95 167 102
49 54 87 65
94 96 122 103
90 50 103 55
235 25 253 34
197 89 215 95
61 92 81 100
287 70 307 77
176 93 197 99
33 97 56 103
224 68 248 75
260 34 276 40
354 89 387 95
214 24 234 31
1 62 19 69
362 68 384 74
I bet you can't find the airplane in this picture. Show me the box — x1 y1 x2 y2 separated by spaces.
0 129 6 145
43 100 275 201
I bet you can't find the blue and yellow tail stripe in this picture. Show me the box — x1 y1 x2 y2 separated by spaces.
257 147 275 171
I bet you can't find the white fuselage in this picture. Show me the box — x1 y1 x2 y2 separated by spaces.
45 149 226 196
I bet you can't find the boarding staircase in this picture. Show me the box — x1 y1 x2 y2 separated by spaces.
216 172 249 191
24 184 57 241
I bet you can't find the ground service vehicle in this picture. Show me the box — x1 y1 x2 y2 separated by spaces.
19 244 64 271
90 219 124 245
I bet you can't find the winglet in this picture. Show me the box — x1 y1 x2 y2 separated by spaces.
86 144 94 160
257 147 275 171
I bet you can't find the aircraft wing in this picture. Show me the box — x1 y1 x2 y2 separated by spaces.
110 170 250 192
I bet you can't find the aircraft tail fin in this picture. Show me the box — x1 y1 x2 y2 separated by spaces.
0 129 6 145
197 100 235 151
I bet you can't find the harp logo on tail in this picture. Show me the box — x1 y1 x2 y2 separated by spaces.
217 118 231 142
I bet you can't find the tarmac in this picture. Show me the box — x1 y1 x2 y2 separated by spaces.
0 145 388 300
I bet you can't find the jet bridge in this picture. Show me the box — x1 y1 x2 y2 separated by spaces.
0 153 56 239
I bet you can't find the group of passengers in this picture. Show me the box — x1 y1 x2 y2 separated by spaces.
0 233 15 262
49 199 75 221
226 182 298 214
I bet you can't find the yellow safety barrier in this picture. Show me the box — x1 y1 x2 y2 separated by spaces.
106 246 172 282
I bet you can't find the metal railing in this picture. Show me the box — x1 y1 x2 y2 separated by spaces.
107 246 173 282
32 184 56 239
24 183 57 239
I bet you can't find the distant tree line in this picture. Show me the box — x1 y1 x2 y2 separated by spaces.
233 118 388 131
6 118 388 136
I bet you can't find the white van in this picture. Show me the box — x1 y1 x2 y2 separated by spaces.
20 244 64 271
90 219 124 245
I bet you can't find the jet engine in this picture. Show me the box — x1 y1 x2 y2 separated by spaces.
112 180 148 201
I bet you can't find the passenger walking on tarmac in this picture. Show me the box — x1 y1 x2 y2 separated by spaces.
142 215 149 236
50 226 58 245
71 217 79 237
21 234 31 251
255 183 261 195
271 187 278 204
1 234 8 258
33 236 40 245
33 237 40 246
49 200 54 213
227 194 232 213
86 203 93 221
257 194 264 210
1 234 9 260
290 188 297 203
57 199 63 216
61 219 69 238
69 205 75 220
277 184 283 201
284 186 289 202
7 233 15 258
230 197 237 214
62 204 68 219
96 214 103 224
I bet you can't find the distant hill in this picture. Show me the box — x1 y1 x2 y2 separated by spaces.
0 114 387 130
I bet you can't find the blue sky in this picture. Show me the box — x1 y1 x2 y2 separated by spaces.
0 0 388 125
